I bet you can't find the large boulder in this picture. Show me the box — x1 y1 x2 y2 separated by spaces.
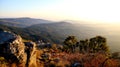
0 30 26 64
0 30 37 67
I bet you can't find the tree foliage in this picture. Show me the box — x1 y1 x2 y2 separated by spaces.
63 36 109 53
89 36 109 53
63 36 78 53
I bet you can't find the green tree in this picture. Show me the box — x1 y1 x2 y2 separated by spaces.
79 39 89 53
63 36 78 53
89 36 109 53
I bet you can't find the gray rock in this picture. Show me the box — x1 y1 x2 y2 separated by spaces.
0 30 37 67
0 30 26 63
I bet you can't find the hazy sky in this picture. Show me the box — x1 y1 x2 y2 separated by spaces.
0 0 120 23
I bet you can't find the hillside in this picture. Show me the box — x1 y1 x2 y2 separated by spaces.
0 21 103 44
0 18 120 52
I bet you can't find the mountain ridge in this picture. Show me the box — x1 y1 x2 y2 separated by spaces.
0 17 54 27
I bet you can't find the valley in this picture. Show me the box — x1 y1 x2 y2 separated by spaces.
0 18 119 52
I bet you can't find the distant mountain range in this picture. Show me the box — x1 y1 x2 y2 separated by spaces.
0 17 54 27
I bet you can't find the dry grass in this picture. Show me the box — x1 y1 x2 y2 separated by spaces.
0 49 120 67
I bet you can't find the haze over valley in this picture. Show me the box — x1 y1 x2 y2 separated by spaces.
0 17 120 52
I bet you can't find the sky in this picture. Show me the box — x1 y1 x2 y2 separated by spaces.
0 0 120 23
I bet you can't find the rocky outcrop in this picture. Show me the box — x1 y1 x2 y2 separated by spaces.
25 42 37 67
0 30 37 67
